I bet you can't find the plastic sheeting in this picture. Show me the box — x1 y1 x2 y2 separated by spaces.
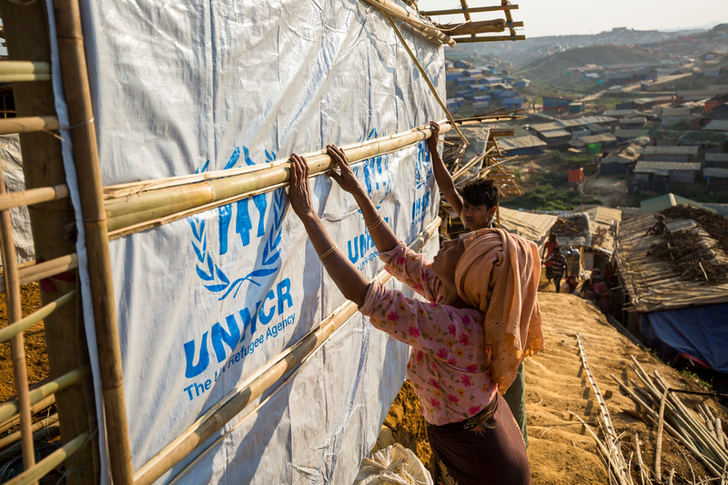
0 135 35 265
640 303 728 373
46 0 445 483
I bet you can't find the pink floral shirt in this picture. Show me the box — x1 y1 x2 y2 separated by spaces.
359 243 498 426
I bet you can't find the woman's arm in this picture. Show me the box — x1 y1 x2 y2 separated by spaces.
288 153 370 307
326 145 399 253
428 122 463 217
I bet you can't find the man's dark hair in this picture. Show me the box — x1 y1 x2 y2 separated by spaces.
459 179 500 209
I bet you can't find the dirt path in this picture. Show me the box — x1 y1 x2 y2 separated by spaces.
380 292 722 484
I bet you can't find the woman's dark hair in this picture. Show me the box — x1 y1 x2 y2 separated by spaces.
459 179 500 209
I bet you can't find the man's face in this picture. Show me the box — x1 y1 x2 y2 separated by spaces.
461 202 496 231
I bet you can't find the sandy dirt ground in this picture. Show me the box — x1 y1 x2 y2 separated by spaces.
0 282 47 403
581 175 630 207
379 291 724 484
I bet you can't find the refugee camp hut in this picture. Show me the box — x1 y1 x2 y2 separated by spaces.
703 119 728 132
679 130 728 154
614 128 650 142
600 145 643 175
614 205 728 371
705 153 728 168
703 167 728 192
502 97 526 110
587 123 611 135
620 116 647 128
634 161 702 186
514 78 530 88
497 207 557 253
661 107 692 126
634 98 656 111
496 135 547 155
641 145 699 163
639 193 715 215
536 129 571 146
568 132 618 150
603 108 640 119
582 206 622 271
615 100 636 110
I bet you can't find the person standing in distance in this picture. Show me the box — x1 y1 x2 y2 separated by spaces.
428 121 537 449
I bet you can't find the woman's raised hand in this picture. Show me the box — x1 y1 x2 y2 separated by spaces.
288 153 315 219
427 121 440 153
326 145 364 196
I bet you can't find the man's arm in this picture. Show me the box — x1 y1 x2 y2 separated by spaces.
428 121 463 216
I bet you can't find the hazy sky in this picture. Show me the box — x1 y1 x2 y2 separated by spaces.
417 0 728 38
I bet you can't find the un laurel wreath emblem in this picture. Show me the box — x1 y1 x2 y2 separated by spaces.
189 147 284 300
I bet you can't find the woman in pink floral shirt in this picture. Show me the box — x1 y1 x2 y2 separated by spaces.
288 145 530 485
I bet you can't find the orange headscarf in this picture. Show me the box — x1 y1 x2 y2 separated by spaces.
455 228 544 393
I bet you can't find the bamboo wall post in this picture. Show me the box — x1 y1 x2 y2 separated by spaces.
0 163 35 476
0 2 96 483
50 0 134 482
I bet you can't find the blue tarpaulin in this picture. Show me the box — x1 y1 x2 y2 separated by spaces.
640 303 728 373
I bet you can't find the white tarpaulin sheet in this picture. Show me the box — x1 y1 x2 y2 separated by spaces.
46 0 444 483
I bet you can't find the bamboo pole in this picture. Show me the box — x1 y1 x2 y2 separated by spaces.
0 254 78 294
104 122 456 234
0 184 69 212
0 422 61 462
0 116 59 135
4 431 89 485
0 364 91 424
134 217 441 485
0 163 36 475
502 0 517 37
451 34 526 43
359 0 456 47
0 395 55 436
0 3 96 483
52 0 134 482
0 291 76 343
0 414 59 451
384 15 469 146
420 4 519 16
0 61 50 77
443 20 524 36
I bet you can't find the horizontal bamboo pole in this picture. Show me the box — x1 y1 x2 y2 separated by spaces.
0 414 58 450
0 290 76 343
105 122 454 233
4 431 88 485
359 0 456 47
133 217 441 485
451 34 526 43
0 395 55 436
444 19 524 36
0 254 78 294
420 4 518 16
0 74 52 83
0 116 59 135
0 184 69 212
0 422 61 462
0 364 90 424
0 61 50 76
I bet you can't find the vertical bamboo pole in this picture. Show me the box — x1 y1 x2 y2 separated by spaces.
0 2 96 483
51 0 134 483
0 167 36 478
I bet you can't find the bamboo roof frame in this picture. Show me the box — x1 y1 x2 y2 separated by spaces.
615 209 728 312
421 0 526 43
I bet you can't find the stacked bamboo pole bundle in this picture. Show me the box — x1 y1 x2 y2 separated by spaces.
610 355 728 480
134 217 441 485
359 0 456 47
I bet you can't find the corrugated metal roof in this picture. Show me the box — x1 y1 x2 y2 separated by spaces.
570 133 617 145
603 109 639 118
498 135 547 151
540 129 570 138
642 145 699 156
703 120 728 132
704 167 728 177
634 161 701 172
530 116 616 133
639 193 714 215
615 129 650 139
498 208 557 245
706 153 728 162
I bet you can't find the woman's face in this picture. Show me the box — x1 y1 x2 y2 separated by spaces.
431 236 466 283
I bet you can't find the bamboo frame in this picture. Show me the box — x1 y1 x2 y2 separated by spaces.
442 19 523 36
0 116 59 135
0 414 59 450
359 0 456 47
0 254 78 294
0 422 61 463
420 4 518 16
134 217 441 485
0 165 36 472
0 364 91 424
0 395 55 436
4 431 89 485
451 34 526 43
0 61 50 80
0 291 76 343
0 183 69 212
